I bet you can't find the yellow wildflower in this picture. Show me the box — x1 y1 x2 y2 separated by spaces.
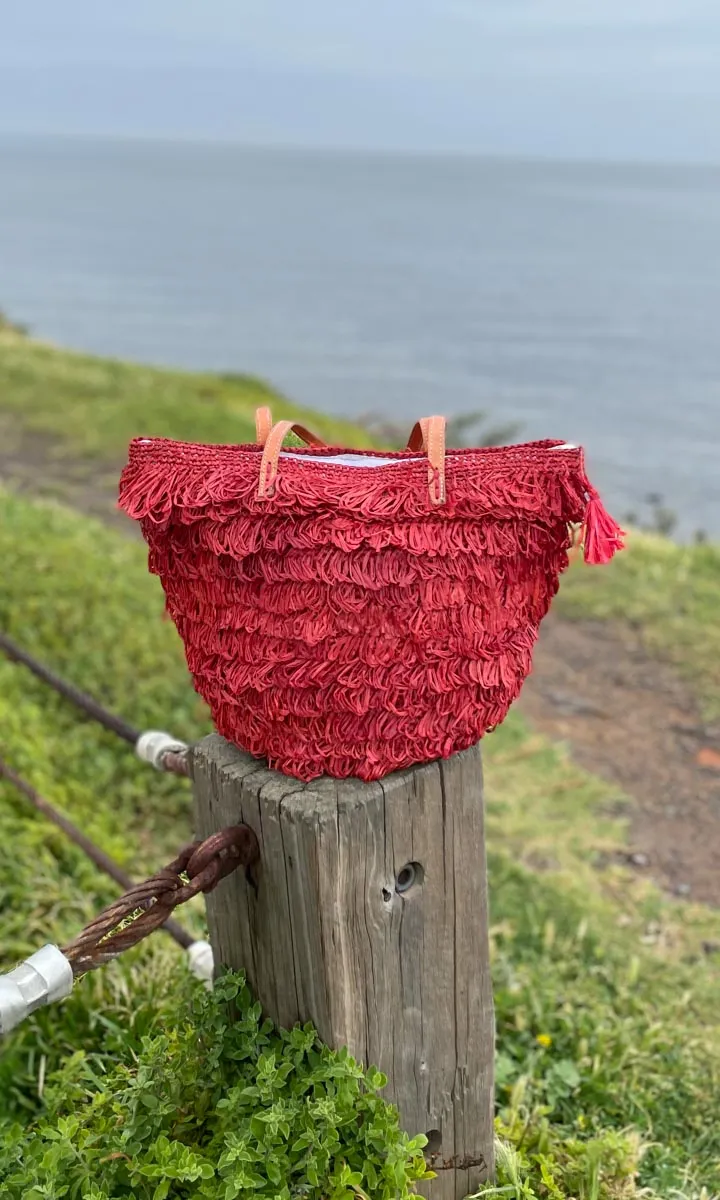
536 1033 552 1048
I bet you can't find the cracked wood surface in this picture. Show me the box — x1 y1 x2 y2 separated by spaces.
192 734 494 1197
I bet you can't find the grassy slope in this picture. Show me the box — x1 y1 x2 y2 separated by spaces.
1 489 720 1199
559 532 720 721
0 329 371 513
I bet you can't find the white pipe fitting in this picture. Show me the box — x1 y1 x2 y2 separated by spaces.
0 945 73 1036
0 938 214 1035
135 730 188 771
186 940 214 988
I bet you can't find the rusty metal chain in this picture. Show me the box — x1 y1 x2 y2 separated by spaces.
63 826 258 976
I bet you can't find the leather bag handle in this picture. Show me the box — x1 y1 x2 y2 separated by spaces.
406 415 447 506
255 406 273 445
257 419 327 499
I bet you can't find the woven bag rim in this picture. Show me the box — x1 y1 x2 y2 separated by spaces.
127 435 577 465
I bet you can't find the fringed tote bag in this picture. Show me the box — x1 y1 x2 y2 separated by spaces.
119 408 624 781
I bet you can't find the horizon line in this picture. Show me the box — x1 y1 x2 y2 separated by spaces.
1 127 719 172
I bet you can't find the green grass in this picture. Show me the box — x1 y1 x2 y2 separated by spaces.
559 532 720 720
2 488 720 1198
0 327 370 469
0 488 205 1117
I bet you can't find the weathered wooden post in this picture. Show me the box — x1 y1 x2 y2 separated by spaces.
192 734 495 1199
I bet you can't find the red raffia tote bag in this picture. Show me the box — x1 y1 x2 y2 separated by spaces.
119 408 624 781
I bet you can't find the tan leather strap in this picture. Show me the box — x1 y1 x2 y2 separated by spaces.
257 420 327 499
406 415 447 506
255 406 273 446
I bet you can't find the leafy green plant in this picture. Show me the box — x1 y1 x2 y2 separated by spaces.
0 974 430 1200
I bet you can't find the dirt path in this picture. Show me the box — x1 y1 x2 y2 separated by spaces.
521 617 720 906
2 434 718 904
0 426 133 532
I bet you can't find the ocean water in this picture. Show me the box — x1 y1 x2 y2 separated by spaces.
1 134 719 535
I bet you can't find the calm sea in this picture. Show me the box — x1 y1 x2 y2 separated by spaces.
1 135 719 535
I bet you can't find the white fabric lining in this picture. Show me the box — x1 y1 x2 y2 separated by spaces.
280 452 421 467
279 443 577 467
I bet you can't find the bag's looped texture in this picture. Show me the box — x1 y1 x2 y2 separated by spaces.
407 415 446 505
257 420 327 499
119 405 624 782
255 406 273 446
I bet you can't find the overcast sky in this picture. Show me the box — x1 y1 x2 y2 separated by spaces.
2 0 719 161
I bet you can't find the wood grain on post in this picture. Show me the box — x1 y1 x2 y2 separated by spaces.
192 734 494 1198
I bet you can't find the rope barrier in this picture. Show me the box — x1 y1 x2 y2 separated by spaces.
0 630 140 744
0 631 190 776
1 752 219 986
0 634 249 1033
63 826 257 974
0 755 193 950
0 826 258 1035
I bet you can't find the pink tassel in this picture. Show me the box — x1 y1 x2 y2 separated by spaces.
583 488 626 564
